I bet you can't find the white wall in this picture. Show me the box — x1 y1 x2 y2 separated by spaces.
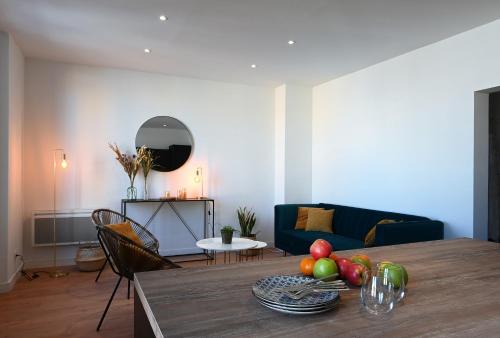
284 85 312 204
312 19 500 239
0 32 9 287
23 59 275 267
7 34 24 283
0 31 24 292
274 84 313 205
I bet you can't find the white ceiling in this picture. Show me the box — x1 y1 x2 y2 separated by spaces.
1 0 500 87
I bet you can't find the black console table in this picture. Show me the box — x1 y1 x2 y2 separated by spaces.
121 198 215 253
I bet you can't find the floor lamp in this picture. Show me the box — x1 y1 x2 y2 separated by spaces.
51 148 68 278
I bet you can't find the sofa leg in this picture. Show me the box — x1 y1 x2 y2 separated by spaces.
283 251 287 257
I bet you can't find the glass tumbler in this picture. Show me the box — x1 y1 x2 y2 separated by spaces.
360 273 396 315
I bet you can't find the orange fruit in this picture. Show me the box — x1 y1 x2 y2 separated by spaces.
299 257 316 276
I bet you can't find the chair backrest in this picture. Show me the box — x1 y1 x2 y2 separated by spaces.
91 209 159 251
96 225 179 280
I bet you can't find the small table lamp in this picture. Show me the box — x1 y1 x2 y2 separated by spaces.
194 167 205 199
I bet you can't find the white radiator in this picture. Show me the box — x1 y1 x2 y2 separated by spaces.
32 210 98 247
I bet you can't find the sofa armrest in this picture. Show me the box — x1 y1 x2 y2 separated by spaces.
374 220 444 246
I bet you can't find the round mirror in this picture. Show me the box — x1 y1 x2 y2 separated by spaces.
135 116 194 172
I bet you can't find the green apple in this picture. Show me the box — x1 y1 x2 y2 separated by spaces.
313 258 338 279
380 263 408 288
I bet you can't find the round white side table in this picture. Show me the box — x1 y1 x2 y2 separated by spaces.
196 237 257 264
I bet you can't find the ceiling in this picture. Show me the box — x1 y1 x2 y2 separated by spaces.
1 0 500 87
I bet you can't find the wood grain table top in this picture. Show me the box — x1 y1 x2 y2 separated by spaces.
135 239 500 338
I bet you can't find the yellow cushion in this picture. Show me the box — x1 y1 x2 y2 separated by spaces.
295 207 323 230
364 219 397 247
305 209 335 233
106 222 143 245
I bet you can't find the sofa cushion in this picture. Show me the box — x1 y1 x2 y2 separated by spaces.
319 203 428 242
281 229 364 252
305 209 334 233
295 207 323 230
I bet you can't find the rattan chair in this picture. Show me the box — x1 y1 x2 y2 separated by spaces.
91 208 160 286
95 224 180 331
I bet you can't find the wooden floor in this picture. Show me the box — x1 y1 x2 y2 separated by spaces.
0 248 283 338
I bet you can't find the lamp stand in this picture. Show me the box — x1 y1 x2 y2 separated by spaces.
51 149 68 278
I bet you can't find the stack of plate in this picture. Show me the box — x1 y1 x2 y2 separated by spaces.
252 275 340 315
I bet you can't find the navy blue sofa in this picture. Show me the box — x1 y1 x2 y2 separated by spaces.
275 203 444 255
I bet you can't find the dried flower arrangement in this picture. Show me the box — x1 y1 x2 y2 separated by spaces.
137 146 154 179
109 143 141 199
137 146 155 199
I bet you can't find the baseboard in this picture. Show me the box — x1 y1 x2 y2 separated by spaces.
159 247 204 256
0 261 23 293
24 258 76 270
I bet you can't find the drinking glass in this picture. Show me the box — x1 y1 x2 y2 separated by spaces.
360 274 396 315
360 263 406 315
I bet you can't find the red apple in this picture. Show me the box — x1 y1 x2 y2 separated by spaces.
335 257 352 279
310 239 333 260
345 263 368 286
329 252 338 261
351 254 372 270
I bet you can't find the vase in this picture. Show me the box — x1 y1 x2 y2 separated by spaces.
143 177 149 200
127 185 137 200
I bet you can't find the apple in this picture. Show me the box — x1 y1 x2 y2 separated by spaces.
310 239 333 260
345 263 368 286
379 263 408 288
335 257 352 279
329 252 338 261
313 258 338 279
351 254 372 269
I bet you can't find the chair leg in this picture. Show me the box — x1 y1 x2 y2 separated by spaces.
95 258 108 283
127 279 131 299
96 276 122 331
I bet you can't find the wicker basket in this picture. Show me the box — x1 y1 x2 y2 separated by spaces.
75 244 106 272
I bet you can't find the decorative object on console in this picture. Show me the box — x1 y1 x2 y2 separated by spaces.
137 146 154 200
51 148 69 278
194 167 205 198
220 225 237 244
109 143 140 199
135 116 194 172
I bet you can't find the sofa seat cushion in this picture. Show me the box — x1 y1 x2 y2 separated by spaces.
281 230 364 252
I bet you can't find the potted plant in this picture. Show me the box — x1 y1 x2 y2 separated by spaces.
220 225 237 244
238 207 257 239
237 207 259 256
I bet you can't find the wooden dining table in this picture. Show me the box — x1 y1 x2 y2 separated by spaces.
134 238 500 337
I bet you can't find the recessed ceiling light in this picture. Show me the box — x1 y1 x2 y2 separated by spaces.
251 64 257 69
288 40 296 45
144 48 151 54
159 15 167 21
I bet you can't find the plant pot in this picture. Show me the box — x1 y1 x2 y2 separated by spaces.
221 231 234 244
240 234 259 257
